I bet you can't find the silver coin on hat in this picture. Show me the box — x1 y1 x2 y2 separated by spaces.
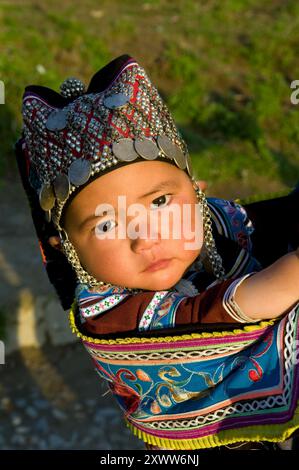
186 154 193 177
103 93 130 110
46 108 68 132
53 173 70 202
112 138 139 162
157 135 175 160
173 145 187 170
157 134 186 169
45 210 52 223
39 183 55 211
134 138 159 160
68 158 92 186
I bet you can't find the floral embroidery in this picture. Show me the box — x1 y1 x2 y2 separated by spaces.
139 291 169 331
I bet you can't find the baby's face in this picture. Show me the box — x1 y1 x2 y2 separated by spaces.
63 161 203 291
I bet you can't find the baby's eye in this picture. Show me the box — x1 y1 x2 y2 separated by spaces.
94 219 116 235
150 194 172 210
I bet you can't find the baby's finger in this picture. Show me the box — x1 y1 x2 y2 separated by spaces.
196 180 208 192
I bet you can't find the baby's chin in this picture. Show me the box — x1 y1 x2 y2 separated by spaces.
132 271 184 291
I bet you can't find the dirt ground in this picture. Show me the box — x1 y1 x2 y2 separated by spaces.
0 342 144 450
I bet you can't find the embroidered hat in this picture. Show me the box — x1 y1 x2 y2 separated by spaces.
20 55 193 230
16 55 224 308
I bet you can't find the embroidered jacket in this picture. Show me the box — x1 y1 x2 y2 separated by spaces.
70 198 299 449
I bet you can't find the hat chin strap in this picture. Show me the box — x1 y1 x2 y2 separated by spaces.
58 228 113 288
58 182 225 290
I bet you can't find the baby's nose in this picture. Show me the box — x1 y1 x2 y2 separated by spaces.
132 238 160 254
127 209 165 253
130 231 161 254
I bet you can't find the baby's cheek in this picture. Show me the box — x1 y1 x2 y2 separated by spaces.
78 238 104 265
179 202 203 240
179 223 203 261
89 240 124 269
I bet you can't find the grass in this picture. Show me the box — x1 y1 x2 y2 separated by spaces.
0 0 298 198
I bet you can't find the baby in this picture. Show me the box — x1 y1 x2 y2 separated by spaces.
50 159 298 333
17 55 299 450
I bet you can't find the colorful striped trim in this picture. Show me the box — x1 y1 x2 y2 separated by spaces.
125 407 299 449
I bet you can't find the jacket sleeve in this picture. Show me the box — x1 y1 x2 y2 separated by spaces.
80 278 243 336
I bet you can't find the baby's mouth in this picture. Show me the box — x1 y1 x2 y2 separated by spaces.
143 258 172 273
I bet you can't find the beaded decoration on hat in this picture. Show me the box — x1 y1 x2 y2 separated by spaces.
22 57 192 231
20 55 225 289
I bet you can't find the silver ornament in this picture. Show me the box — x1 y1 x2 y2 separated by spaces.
112 138 139 162
39 183 55 211
103 93 130 109
60 77 86 99
186 154 193 177
157 134 186 169
134 138 159 160
68 158 92 186
46 109 68 132
173 145 186 170
53 173 70 202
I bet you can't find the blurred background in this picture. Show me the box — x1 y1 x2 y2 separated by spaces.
0 0 298 450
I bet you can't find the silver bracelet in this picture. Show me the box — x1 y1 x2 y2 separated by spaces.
222 273 262 323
